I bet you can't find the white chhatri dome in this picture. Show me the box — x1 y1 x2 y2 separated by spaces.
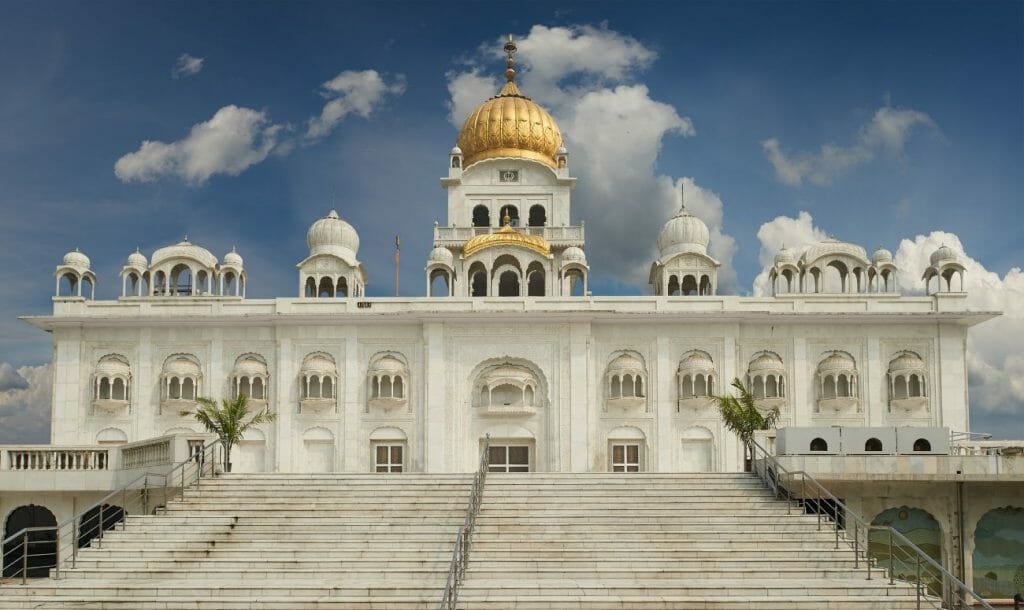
774 246 796 265
428 246 454 266
223 248 244 267
126 249 148 269
657 206 710 258
930 244 957 266
872 246 894 264
562 246 587 264
801 238 869 265
307 210 360 260
889 351 926 372
151 239 218 268
63 249 91 270
749 352 785 373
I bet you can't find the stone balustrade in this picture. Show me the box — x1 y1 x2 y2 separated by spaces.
3 447 109 471
120 437 173 469
433 224 585 248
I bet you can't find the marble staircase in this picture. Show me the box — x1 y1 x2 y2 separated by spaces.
0 472 928 609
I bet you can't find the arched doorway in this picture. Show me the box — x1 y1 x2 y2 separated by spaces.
972 506 1024 597
78 504 125 549
3 505 57 577
303 427 335 473
870 506 943 596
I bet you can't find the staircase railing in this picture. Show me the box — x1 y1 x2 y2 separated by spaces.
439 434 490 610
1 439 222 585
748 439 993 610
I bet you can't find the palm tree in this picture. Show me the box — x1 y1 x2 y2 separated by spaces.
194 394 275 472
714 378 780 471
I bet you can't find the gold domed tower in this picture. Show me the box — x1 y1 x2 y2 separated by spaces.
455 35 564 169
430 35 586 299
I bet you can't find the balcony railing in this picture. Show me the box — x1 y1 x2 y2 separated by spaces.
3 447 109 471
433 224 585 248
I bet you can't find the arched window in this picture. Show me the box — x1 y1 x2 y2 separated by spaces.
231 355 269 403
318 277 334 298
527 270 544 297
336 277 348 297
528 205 546 227
913 438 932 452
3 505 57 577
810 438 829 452
499 205 519 226
367 354 409 409
865 438 883 452
498 271 520 297
304 276 317 297
472 205 490 228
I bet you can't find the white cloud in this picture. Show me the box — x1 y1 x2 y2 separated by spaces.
446 25 737 291
305 70 405 141
751 213 1024 435
0 362 29 391
114 105 284 185
763 106 936 186
171 53 204 79
447 69 497 128
0 363 51 444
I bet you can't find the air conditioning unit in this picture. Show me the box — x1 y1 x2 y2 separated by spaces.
776 427 841 455
896 427 950 455
840 427 897 455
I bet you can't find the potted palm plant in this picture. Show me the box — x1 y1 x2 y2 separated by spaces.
714 378 780 472
194 394 275 473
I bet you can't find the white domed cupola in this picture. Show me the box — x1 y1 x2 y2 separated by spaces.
299 209 367 298
769 245 801 295
923 244 966 294
867 245 898 293
604 351 648 412
55 248 97 299
426 245 455 297
307 210 360 261
678 350 717 407
149 238 220 297
650 190 720 296
657 206 710 258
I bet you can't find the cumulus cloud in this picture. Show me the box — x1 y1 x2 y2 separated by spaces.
305 70 405 141
114 105 284 185
0 362 29 392
171 53 204 79
446 69 498 127
0 363 51 444
447 25 736 290
751 213 1024 435
763 106 936 186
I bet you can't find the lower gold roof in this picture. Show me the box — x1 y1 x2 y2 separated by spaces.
463 223 551 258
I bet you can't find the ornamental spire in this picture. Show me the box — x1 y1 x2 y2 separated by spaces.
498 34 523 97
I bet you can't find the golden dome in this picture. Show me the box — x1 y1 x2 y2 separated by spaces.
456 36 563 169
463 216 551 258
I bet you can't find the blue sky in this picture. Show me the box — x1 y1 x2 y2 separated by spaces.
0 1 1021 440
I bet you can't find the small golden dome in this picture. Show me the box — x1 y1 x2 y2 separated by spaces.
456 35 563 169
464 215 551 258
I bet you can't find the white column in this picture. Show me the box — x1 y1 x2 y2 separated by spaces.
792 337 810 427
568 322 591 472
721 334 738 472
342 333 360 471
655 335 672 472
275 337 294 472
422 322 447 472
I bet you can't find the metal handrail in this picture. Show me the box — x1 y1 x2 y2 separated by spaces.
748 439 993 610
1 440 222 584
439 435 491 610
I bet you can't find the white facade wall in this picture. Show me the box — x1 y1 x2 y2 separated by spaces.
36 296 981 474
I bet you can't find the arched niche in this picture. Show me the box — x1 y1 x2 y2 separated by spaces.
367 352 409 411
160 354 202 415
604 351 648 412
299 352 338 414
680 426 715 473
302 426 335 473
96 428 128 445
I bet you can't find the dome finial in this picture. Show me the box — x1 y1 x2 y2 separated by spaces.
680 180 686 212
504 34 517 83
502 212 512 227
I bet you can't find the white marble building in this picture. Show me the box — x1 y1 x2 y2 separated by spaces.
5 37 1023 599
31 42 994 478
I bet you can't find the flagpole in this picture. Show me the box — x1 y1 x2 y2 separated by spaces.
394 234 401 297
